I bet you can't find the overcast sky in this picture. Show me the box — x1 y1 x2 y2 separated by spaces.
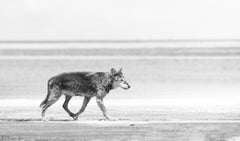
0 0 240 40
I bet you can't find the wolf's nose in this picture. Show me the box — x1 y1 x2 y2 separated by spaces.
128 85 131 89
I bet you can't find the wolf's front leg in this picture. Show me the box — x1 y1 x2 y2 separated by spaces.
96 97 112 120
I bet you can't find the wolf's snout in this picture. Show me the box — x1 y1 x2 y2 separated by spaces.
124 82 131 90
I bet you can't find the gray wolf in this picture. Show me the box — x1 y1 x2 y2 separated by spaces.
40 68 130 121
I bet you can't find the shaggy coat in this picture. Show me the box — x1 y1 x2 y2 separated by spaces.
40 68 130 121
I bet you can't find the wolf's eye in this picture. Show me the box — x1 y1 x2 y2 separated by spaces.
120 78 124 81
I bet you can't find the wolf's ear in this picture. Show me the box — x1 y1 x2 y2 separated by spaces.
118 68 122 73
111 68 117 75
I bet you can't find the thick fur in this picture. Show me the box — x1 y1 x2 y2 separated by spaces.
40 68 130 121
40 72 113 106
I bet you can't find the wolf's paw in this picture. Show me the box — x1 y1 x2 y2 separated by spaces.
72 115 79 121
69 113 75 118
69 113 78 121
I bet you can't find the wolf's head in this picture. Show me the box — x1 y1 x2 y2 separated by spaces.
110 68 131 90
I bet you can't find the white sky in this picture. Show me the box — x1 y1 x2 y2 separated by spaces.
0 0 240 40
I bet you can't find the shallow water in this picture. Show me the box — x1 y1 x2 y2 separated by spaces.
1 43 240 140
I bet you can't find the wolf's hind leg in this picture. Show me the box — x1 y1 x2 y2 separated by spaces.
73 96 91 120
41 86 62 120
63 95 74 118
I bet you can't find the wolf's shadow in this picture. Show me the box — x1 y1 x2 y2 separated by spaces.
0 118 72 122
0 118 130 122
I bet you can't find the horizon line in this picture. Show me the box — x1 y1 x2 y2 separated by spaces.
1 39 240 43
0 55 239 60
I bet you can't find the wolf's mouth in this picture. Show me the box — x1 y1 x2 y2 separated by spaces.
122 86 130 90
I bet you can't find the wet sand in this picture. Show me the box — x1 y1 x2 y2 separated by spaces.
1 104 240 141
1 121 240 141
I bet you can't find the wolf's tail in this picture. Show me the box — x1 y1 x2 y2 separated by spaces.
39 99 47 108
39 80 51 108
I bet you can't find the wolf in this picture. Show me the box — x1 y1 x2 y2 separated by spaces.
40 68 130 121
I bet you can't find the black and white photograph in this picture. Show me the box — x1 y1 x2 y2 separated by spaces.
1 0 240 140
